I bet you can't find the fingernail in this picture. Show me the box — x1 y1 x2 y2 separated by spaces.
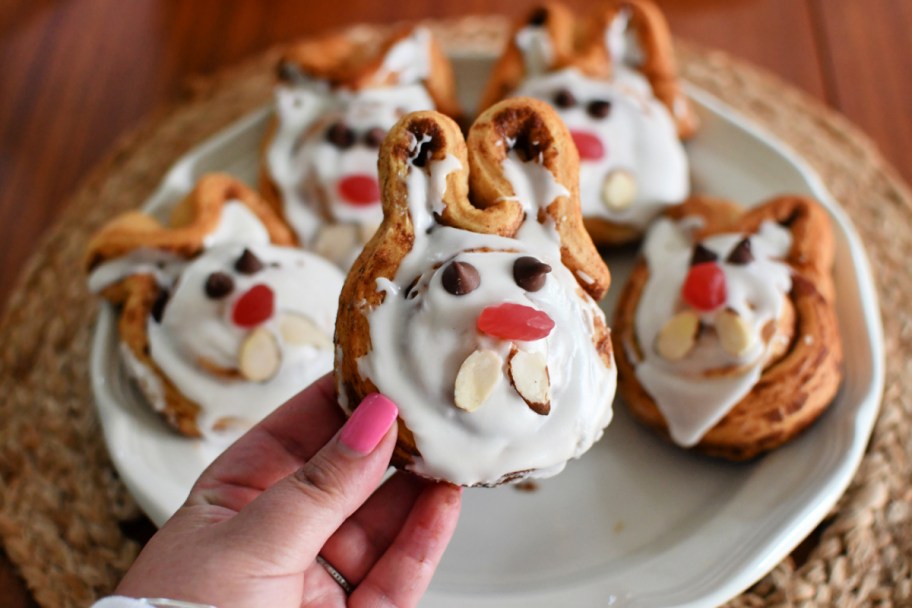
340 393 398 454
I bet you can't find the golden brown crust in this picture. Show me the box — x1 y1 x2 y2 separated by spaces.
85 173 295 272
335 98 612 481
613 195 843 460
86 174 295 436
479 1 697 138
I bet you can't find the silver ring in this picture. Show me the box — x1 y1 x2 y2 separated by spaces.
316 554 354 594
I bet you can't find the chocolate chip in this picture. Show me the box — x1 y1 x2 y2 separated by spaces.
726 238 754 265
412 139 434 167
528 7 548 26
553 89 576 109
587 99 612 119
204 272 234 299
441 261 480 296
325 122 355 148
151 289 170 323
513 256 551 291
364 127 387 148
690 244 718 266
235 249 264 274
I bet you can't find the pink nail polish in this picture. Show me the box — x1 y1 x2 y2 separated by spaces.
340 393 398 454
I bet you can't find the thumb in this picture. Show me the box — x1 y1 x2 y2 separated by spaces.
223 393 399 571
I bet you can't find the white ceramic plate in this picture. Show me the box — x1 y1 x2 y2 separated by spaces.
90 52 884 607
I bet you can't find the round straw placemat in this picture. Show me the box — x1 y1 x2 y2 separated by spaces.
0 16 909 608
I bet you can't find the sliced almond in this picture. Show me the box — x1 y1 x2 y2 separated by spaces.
508 349 551 415
238 327 281 381
358 221 381 244
655 311 700 361
313 223 359 267
279 312 331 349
716 309 755 357
454 349 502 412
601 169 637 211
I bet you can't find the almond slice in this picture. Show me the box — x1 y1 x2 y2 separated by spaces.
717 309 755 357
454 349 502 412
601 169 637 211
238 327 281 381
508 349 551 415
279 312 331 349
655 311 700 361
313 223 359 267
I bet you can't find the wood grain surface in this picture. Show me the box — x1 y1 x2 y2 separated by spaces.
0 0 906 604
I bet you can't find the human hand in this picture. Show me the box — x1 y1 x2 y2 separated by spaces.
114 374 462 607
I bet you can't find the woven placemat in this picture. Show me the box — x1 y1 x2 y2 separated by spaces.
1 16 909 607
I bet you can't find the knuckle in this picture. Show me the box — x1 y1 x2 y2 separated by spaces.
293 455 349 506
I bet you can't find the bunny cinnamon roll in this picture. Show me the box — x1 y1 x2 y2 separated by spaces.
335 98 617 486
613 196 842 460
86 174 344 440
480 1 694 245
259 26 460 267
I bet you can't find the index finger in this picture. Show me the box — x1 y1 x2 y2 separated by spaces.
188 373 346 513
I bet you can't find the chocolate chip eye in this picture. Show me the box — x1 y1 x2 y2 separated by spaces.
726 238 754 265
364 127 387 148
235 249 264 274
553 89 577 109
587 99 612 119
513 256 551 291
151 289 170 323
325 122 355 148
204 272 235 299
690 244 718 266
441 261 480 296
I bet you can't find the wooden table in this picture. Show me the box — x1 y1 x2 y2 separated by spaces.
1 0 908 604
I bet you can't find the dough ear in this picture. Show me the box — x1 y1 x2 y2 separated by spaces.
477 3 580 111
84 173 294 272
467 97 610 299
593 0 698 138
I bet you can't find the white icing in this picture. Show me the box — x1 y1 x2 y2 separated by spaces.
515 25 555 76
357 153 616 485
513 68 689 230
202 201 272 248
264 29 439 266
148 242 344 441
633 218 793 446
88 249 186 293
377 27 432 85
606 7 645 71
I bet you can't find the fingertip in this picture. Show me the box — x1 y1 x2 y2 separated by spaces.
339 393 399 455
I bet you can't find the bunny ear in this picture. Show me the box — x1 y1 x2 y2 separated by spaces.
594 0 698 138
742 195 836 302
467 97 611 300
85 173 294 272
376 110 525 241
478 4 578 111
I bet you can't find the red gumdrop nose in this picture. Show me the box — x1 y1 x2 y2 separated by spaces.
232 284 275 328
477 303 555 341
337 174 380 206
569 130 605 161
681 263 727 311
